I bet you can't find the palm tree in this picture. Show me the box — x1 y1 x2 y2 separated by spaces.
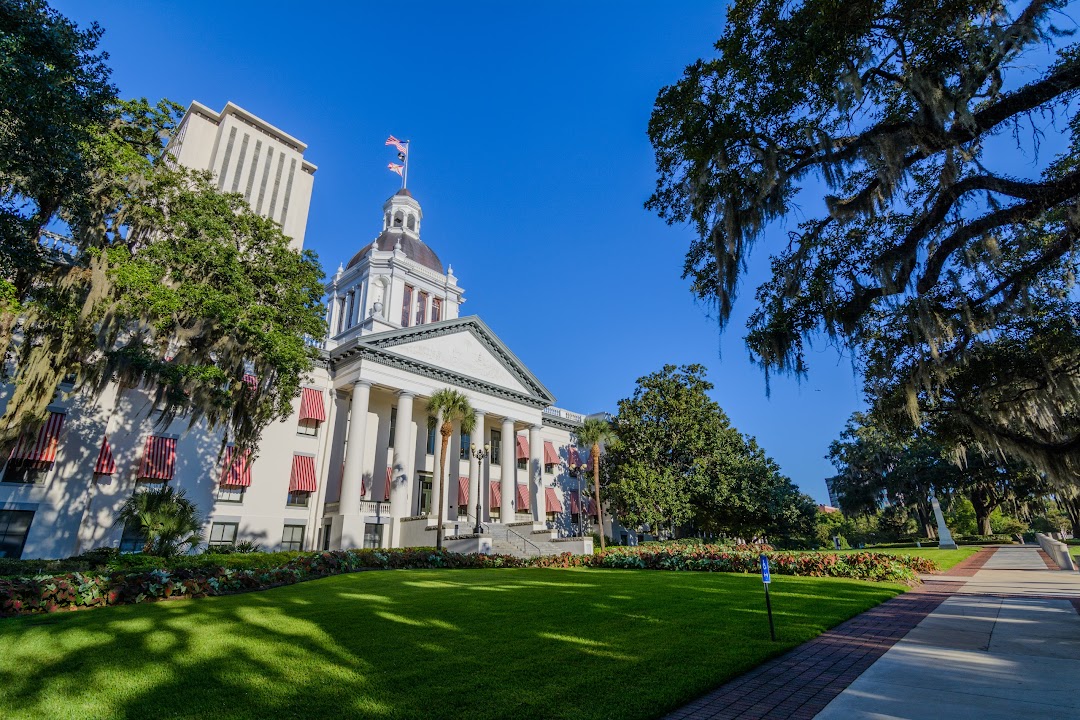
116 485 204 557
427 388 476 550
577 417 614 551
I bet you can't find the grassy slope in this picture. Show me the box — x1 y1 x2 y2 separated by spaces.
0 568 902 720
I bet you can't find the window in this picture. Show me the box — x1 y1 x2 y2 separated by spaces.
389 407 397 447
1 460 48 485
426 419 436 455
208 522 238 548
545 463 555 475
363 523 384 549
297 419 319 437
119 520 146 554
517 457 527 470
401 285 413 327
216 485 245 503
336 296 346 334
322 522 332 550
287 491 310 507
282 524 305 552
431 297 442 323
491 431 501 465
346 291 356 328
459 431 471 459
407 215 416 231
416 291 428 325
0 510 33 559
418 473 433 515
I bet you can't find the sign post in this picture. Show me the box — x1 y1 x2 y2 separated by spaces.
760 553 776 642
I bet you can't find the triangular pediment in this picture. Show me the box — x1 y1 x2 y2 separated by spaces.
352 316 555 404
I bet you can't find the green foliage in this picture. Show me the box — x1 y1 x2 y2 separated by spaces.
945 497 978 536
426 388 476 548
603 364 816 544
0 2 326 454
647 0 1080 481
115 485 203 558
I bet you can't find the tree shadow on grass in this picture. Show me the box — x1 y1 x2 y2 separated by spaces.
0 569 902 720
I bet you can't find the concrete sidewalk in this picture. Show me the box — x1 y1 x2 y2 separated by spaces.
814 546 1080 719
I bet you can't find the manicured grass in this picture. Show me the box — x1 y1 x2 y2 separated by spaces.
0 568 903 720
801 546 980 571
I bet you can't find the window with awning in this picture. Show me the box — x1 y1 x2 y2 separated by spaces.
7 412 65 474
545 487 563 513
457 476 470 507
289 454 317 493
138 436 177 481
543 441 560 466
516 484 530 512
298 387 326 422
516 435 529 460
384 466 392 501
219 446 252 487
94 435 116 475
489 483 501 509
568 490 598 517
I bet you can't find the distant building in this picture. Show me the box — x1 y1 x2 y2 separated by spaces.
165 101 317 248
0 101 606 560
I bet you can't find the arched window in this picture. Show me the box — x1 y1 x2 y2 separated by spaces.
394 212 404 227
384 212 391 229
407 214 416 231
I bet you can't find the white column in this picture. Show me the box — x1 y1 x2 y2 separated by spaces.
470 409 484 526
339 380 371 548
530 425 544 522
501 417 515 522
390 391 414 520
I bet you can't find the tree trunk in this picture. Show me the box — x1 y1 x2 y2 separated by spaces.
969 486 996 537
592 442 605 551
435 421 451 551
1057 495 1080 537
915 501 935 539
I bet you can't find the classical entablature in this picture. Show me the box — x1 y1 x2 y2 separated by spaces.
329 316 556 409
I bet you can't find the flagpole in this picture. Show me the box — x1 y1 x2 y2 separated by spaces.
403 141 410 190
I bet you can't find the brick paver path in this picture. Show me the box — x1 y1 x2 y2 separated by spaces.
663 548 997 720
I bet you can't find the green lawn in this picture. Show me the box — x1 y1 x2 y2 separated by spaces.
830 546 982 571
0 568 903 720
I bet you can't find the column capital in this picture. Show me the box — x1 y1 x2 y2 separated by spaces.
352 379 372 390
398 390 414 399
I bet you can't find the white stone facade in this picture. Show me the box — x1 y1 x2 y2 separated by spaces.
0 101 610 560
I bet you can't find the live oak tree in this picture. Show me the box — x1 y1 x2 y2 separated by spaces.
0 1 327 453
648 0 1080 481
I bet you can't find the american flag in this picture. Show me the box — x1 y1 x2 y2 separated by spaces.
388 162 404 177
385 135 407 154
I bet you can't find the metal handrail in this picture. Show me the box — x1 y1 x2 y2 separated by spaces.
502 525 542 556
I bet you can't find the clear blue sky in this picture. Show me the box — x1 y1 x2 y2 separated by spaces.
54 0 869 504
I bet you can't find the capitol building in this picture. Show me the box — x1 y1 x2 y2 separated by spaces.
0 102 606 560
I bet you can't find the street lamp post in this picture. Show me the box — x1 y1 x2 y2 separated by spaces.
471 442 490 535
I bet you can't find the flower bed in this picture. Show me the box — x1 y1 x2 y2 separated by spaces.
0 545 933 618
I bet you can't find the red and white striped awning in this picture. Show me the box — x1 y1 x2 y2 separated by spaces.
94 435 116 475
568 490 598 517
516 483 530 511
545 487 563 513
490 482 502 509
138 436 177 481
384 465 392 501
10 412 65 467
242 374 258 392
568 446 581 467
457 476 470 506
543 441 560 465
516 435 529 461
289 454 317 492
219 446 252 487
298 387 326 422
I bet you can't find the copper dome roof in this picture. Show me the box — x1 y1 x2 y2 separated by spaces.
345 230 443 273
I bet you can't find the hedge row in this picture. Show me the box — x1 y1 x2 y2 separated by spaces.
0 545 935 617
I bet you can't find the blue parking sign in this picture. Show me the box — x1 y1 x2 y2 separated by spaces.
760 554 771 584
